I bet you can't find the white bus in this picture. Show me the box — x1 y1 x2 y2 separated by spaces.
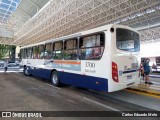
19 24 140 92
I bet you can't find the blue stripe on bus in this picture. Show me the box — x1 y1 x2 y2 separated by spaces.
28 67 51 80
28 67 108 92
59 72 108 92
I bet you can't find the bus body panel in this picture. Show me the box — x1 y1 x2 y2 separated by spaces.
108 25 140 92
108 53 140 92
23 57 109 92
59 72 108 92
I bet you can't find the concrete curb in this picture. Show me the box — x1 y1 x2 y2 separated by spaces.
149 75 160 78
127 87 160 97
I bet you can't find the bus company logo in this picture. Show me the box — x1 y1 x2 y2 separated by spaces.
1 112 42 118
2 112 11 117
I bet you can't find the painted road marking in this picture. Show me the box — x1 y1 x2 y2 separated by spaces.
83 97 120 111
128 87 160 95
137 84 160 89
67 99 78 104
125 89 160 99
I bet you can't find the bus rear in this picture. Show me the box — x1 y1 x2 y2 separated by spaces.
109 26 140 92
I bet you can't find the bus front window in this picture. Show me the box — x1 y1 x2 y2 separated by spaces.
116 28 140 52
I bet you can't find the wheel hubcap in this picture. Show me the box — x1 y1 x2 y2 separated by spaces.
25 68 28 75
52 74 58 84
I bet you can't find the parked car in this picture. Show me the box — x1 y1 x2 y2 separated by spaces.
8 61 19 67
0 61 4 67
152 66 160 73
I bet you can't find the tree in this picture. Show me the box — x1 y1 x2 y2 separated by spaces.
0 44 16 60
0 44 9 60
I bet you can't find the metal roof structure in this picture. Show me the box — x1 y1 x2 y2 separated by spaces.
0 0 160 46
0 0 20 42
0 0 49 44
0 0 20 22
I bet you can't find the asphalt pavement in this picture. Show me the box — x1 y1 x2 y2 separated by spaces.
0 69 159 119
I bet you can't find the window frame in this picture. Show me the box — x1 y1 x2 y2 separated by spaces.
44 43 53 59
79 32 105 60
23 48 28 59
32 46 38 59
116 28 140 52
27 47 32 59
37 44 45 59
19 49 22 59
52 41 63 60
21 49 25 59
63 38 78 60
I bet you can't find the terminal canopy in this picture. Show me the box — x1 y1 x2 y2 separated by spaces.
0 0 159 45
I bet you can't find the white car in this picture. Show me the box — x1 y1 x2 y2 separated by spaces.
151 66 160 72
8 62 18 67
0 61 4 67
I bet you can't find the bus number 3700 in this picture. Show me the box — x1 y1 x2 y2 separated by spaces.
85 62 95 68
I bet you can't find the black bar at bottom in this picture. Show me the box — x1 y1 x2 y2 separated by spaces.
0 111 159 117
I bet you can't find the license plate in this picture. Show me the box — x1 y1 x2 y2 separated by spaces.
127 82 134 86
127 75 132 80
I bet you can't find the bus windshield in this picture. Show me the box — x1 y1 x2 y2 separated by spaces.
116 28 140 52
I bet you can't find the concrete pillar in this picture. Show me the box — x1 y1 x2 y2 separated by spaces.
15 46 20 59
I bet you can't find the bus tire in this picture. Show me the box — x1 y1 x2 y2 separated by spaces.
24 67 31 76
51 71 60 87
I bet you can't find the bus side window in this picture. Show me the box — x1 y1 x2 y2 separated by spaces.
22 49 25 59
18 50 22 59
21 49 24 59
64 39 78 60
24 48 28 59
53 42 63 60
79 33 105 60
37 45 44 59
33 46 38 59
45 43 52 59
27 47 32 59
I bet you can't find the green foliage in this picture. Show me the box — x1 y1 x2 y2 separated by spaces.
0 44 16 60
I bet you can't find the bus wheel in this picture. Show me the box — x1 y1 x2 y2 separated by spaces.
51 71 60 87
24 67 30 76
